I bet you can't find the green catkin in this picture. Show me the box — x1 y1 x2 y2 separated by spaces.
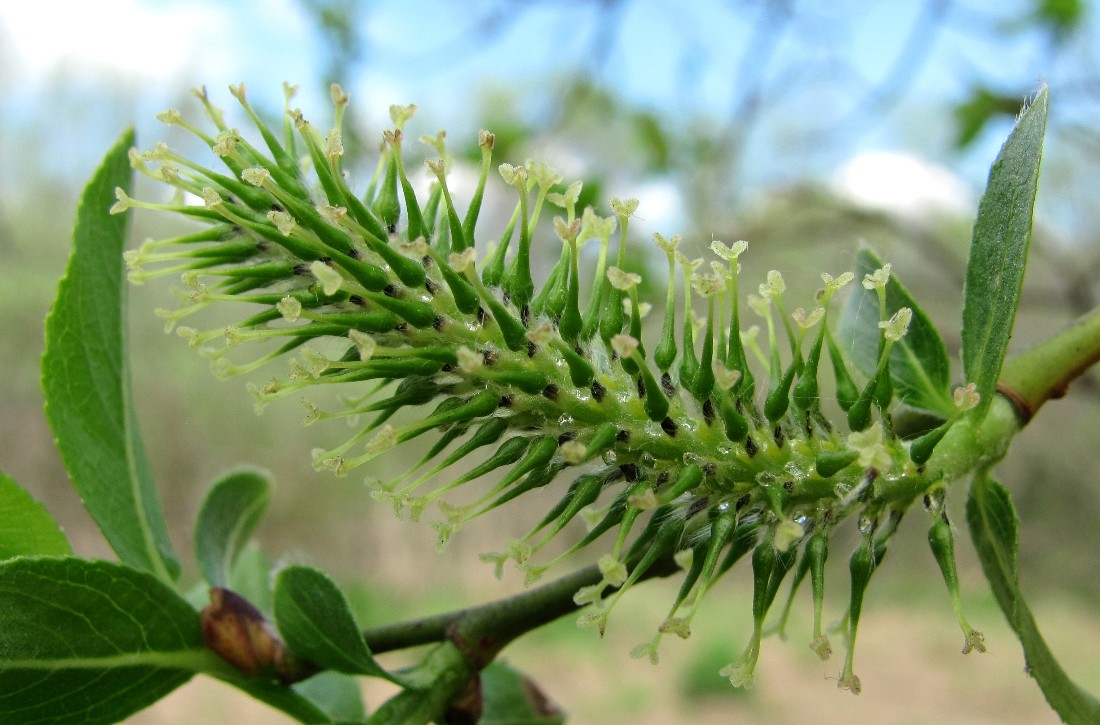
550 339 595 387
719 392 750 443
389 136 426 242
721 540 777 687
557 237 583 343
654 245 679 372
714 522 760 577
793 323 827 411
481 203 519 288
464 270 528 351
427 162 467 254
478 460 565 514
558 483 641 559
840 538 875 694
927 517 986 654
402 417 510 491
130 91 983 694
691 296 717 403
772 541 814 639
373 150 401 228
806 531 831 660
583 422 619 460
434 256 481 314
633 353 670 423
229 85 299 178
462 132 495 246
528 473 605 546
827 328 860 411
658 464 704 504
421 183 443 241
396 390 499 443
764 361 798 423
763 544 798 613
815 450 860 478
531 246 567 319
503 173 534 310
580 229 613 341
678 318 700 397
587 513 687 636
909 421 953 464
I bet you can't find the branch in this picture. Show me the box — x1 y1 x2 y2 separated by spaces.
998 306 1100 422
363 552 679 666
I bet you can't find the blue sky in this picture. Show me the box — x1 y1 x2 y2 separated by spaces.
2 0 1094 239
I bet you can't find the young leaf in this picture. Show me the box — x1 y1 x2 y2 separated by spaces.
274 565 391 680
364 642 474 725
0 557 207 725
292 671 367 723
966 471 1100 723
0 470 71 559
195 468 271 588
211 670 337 724
962 86 1048 422
229 544 276 615
41 128 179 582
480 661 564 724
838 246 954 417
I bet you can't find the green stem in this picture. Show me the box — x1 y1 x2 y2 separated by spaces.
362 552 679 665
998 306 1100 422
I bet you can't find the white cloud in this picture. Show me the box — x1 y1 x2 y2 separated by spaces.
3 0 216 83
831 151 973 221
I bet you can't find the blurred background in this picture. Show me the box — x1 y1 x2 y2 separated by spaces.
3 1 1100 722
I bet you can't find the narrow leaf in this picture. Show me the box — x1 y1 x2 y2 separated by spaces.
962 86 1048 422
274 566 391 679
195 469 271 587
967 472 1100 723
41 128 179 581
838 246 954 417
0 557 206 725
0 470 71 559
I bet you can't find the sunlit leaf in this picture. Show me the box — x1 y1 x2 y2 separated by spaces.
0 557 204 724
195 469 271 588
962 86 1047 422
41 128 179 581
274 566 391 680
0 470 71 559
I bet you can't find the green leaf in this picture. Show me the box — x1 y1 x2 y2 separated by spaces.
838 246 955 417
195 468 271 588
213 670 337 724
293 671 367 723
41 128 179 582
953 86 1029 149
229 543 276 614
966 472 1100 723
480 661 565 724
274 565 391 679
365 642 474 725
962 86 1048 423
0 557 208 725
0 470 71 559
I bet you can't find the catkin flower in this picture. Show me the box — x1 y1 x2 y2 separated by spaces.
122 88 983 696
